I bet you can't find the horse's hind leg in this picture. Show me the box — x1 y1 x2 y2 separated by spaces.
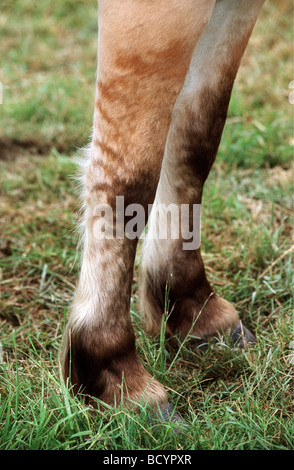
140 0 265 346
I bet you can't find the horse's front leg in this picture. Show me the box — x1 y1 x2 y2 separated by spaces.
60 0 215 409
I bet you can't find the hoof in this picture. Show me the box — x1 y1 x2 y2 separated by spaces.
230 320 256 348
150 403 188 434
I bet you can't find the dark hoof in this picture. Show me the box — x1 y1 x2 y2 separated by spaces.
230 320 256 348
150 403 188 434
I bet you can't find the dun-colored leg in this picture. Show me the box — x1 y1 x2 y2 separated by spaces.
60 0 215 408
140 0 265 344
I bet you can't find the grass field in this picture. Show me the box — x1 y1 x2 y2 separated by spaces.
0 0 293 451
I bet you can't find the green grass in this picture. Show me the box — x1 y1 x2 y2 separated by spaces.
0 0 293 451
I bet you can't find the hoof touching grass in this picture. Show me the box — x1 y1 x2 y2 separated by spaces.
0 0 293 450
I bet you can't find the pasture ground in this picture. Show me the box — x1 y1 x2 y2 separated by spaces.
0 0 293 450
